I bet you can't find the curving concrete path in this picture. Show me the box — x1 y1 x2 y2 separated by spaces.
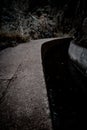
0 38 59 130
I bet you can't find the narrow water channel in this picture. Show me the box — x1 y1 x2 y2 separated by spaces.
42 38 87 130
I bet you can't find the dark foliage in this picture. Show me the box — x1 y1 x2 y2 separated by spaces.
0 0 87 41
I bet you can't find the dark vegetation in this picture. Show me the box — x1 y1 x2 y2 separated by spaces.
0 0 87 49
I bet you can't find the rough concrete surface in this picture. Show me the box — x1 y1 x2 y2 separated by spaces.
68 40 87 69
0 38 56 130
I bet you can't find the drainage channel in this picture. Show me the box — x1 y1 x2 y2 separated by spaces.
41 37 87 130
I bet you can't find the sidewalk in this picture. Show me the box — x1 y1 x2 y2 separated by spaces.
0 39 53 130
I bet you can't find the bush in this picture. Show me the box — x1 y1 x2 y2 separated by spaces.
0 32 30 50
0 32 30 43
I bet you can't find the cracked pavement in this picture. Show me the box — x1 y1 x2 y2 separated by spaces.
0 38 55 130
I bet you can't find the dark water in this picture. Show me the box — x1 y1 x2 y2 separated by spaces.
42 39 87 130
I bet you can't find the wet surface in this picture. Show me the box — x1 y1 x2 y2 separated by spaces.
42 38 87 129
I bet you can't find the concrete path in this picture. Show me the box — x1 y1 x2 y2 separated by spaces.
0 38 55 130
